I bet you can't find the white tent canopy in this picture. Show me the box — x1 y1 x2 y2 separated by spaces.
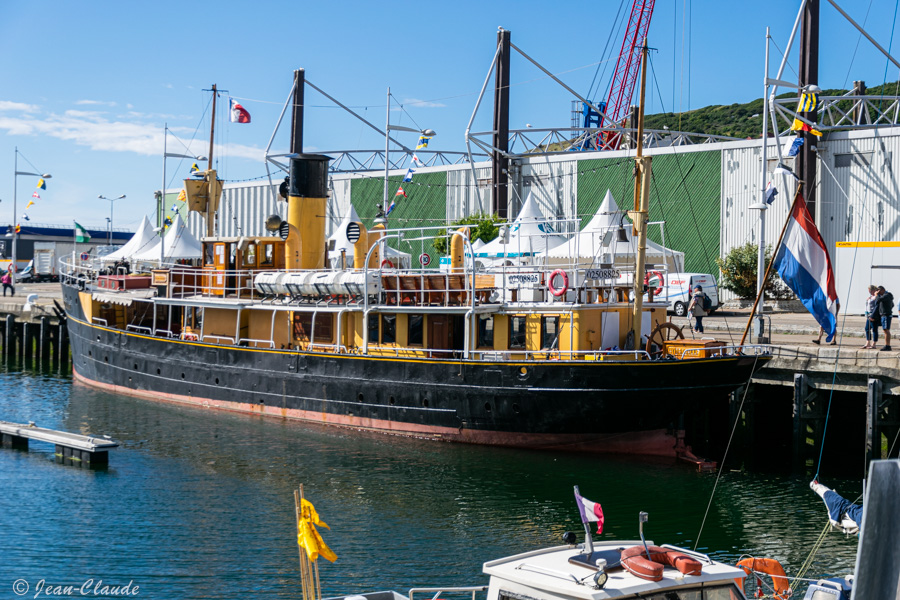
327 206 411 269
543 190 684 272
474 194 568 264
100 216 158 262
132 214 203 262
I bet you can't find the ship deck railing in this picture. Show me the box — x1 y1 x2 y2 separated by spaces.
63 255 662 311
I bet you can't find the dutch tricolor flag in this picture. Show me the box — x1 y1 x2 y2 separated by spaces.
774 194 839 342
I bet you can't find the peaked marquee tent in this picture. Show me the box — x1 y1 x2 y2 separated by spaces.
100 216 158 262
543 190 684 271
474 194 568 265
132 214 203 262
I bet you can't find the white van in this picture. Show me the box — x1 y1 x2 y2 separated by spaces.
651 272 720 316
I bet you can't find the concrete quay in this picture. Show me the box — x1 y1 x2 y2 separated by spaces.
0 282 64 321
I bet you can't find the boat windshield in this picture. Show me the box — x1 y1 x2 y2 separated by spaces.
639 584 744 600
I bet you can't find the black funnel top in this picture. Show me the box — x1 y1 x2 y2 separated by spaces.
289 154 330 198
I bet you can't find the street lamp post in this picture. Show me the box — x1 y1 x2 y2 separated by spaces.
383 88 436 210
11 147 51 284
160 123 206 264
98 194 126 245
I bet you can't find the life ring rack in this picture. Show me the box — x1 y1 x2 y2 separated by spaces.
547 269 569 297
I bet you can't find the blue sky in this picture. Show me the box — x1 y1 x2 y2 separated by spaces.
2 0 900 233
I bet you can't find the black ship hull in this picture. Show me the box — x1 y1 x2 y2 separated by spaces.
63 284 769 455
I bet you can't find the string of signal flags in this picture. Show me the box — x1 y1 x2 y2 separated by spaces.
15 177 48 232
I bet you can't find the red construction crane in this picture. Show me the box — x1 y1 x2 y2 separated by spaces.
602 0 656 144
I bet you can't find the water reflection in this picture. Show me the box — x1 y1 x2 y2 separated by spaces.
0 370 860 599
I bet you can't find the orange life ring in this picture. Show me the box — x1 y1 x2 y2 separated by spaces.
620 545 703 582
736 557 790 600
644 270 663 290
547 269 568 297
380 259 395 270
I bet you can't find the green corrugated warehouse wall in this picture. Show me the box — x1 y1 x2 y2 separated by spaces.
577 150 721 274
350 171 447 268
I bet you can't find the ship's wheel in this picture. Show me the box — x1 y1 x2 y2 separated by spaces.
645 322 685 359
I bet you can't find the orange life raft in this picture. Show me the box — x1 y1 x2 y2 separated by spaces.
620 545 703 582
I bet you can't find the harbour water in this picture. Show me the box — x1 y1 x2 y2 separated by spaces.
0 366 860 599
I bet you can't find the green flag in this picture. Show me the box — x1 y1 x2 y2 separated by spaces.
74 222 91 243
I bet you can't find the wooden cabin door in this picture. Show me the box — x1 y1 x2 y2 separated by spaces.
428 315 464 359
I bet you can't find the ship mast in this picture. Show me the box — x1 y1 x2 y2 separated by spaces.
207 84 217 171
630 43 652 352
204 84 220 238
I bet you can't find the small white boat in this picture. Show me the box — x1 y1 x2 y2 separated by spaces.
328 530 750 600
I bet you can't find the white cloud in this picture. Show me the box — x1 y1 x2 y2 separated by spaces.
0 111 265 161
64 109 106 120
401 98 446 108
0 100 39 112
76 99 117 107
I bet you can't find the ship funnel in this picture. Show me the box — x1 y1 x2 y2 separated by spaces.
287 154 330 270
368 221 385 268
353 222 369 271
450 227 468 272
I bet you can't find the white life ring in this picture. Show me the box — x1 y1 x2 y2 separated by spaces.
547 269 569 297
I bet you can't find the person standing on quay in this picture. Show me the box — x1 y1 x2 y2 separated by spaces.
688 285 707 333
1 270 13 297
877 285 894 351
863 284 880 349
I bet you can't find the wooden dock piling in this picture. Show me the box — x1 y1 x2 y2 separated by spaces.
0 315 69 373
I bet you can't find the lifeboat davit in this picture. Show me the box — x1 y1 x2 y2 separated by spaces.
620 545 703 582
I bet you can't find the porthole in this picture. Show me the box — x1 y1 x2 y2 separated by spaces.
519 367 528 375
156 368 161 375
422 398 429 408
215 378 220 385
133 364 138 370
513 403 521 414
484 402 492 412
389 396 396 405
104 356 109 363
181 373 185 380
88 351 92 357
358 393 364 402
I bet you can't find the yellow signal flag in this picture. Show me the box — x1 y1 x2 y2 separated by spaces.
296 498 337 563
177 189 187 202
790 118 823 137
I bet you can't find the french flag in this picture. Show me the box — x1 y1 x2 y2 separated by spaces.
574 487 604 534
774 194 838 342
